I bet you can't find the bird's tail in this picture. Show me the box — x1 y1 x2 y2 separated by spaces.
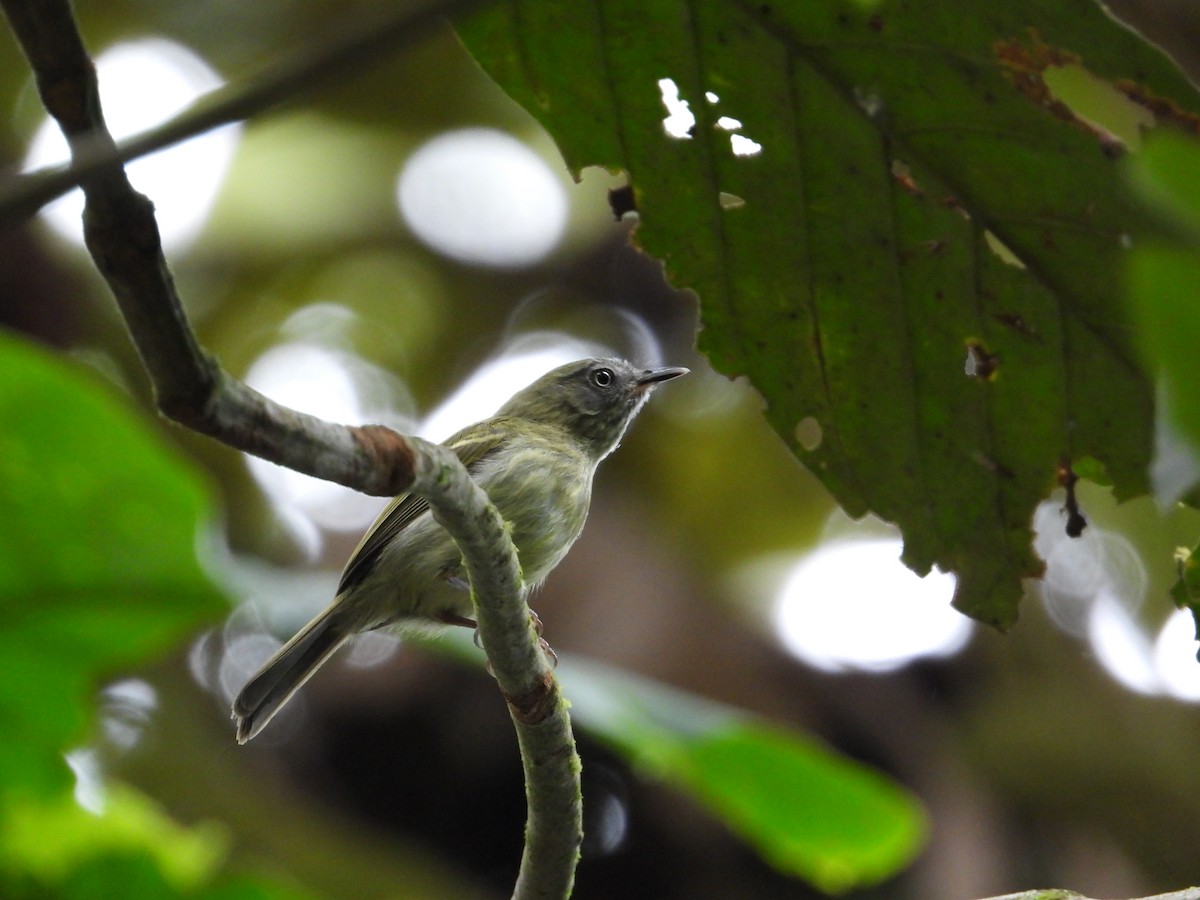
232 600 351 744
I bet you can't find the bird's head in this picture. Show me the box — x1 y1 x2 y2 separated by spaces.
499 357 688 459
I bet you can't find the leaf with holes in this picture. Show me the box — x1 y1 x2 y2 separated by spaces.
459 0 1200 626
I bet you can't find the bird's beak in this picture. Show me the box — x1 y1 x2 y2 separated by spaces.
635 366 689 391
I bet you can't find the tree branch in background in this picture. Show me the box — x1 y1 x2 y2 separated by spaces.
0 0 582 897
980 889 1200 900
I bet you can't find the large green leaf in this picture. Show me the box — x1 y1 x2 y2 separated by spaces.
0 330 226 797
458 0 1200 626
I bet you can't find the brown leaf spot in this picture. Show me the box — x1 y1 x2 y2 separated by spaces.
1115 80 1200 135
992 312 1041 342
975 452 1015 479
994 31 1079 122
891 159 924 197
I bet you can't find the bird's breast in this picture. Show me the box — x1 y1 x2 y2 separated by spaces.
478 437 594 586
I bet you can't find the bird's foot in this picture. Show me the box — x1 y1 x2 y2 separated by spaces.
435 610 477 629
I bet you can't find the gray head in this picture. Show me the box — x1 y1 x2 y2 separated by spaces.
498 357 688 459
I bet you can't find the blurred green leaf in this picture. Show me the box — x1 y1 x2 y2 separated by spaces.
459 0 1200 627
560 658 926 893
2 784 227 890
0 330 226 797
1127 133 1200 450
4 847 309 900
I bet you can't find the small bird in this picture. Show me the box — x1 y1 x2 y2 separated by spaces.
233 357 687 742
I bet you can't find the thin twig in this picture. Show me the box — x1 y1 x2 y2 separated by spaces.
0 1 583 897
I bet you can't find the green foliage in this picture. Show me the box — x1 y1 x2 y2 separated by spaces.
3 786 227 888
561 658 926 893
459 0 1200 628
0 331 299 898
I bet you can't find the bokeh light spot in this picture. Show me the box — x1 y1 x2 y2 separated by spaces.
773 539 968 673
65 748 105 814
397 128 567 268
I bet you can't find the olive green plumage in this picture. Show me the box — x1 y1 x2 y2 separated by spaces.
233 357 686 742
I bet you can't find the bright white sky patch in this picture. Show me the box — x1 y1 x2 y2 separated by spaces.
1154 609 1200 701
397 128 567 268
1034 496 1200 703
773 539 969 673
1037 517 1147 638
65 748 105 814
25 38 239 250
1088 591 1161 695
657 78 695 139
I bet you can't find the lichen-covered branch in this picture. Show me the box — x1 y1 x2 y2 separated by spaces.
980 888 1200 900
0 0 485 224
1 1 582 897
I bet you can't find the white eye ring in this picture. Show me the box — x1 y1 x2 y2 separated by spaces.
591 368 614 388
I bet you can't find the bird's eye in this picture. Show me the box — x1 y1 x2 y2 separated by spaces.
591 367 614 388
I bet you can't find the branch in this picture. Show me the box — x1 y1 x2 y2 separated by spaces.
417 440 583 900
979 890 1200 900
1 1 582 897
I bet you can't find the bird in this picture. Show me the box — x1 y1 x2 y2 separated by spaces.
232 356 687 742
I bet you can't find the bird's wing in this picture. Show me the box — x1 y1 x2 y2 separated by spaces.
336 426 508 594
